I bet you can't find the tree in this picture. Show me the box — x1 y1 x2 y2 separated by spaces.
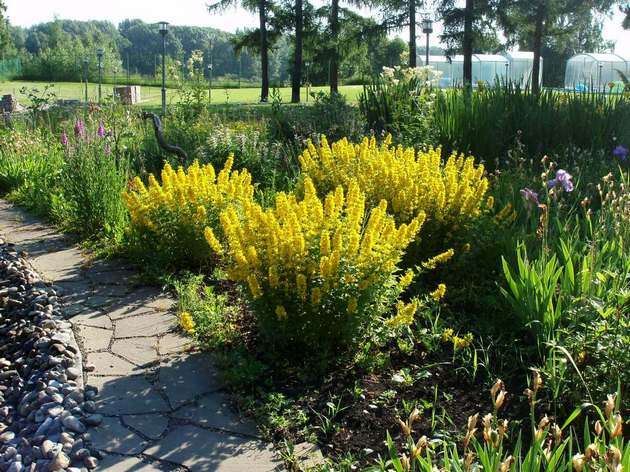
0 0 15 57
373 0 425 68
622 4 629 29
208 0 272 102
499 0 618 93
438 0 498 87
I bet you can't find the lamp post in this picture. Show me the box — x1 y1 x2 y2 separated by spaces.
305 61 310 102
158 21 169 115
421 17 433 66
598 63 603 92
96 48 104 102
83 59 89 105
208 64 213 104
504 62 510 84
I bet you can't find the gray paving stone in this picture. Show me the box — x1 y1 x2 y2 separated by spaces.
159 354 222 409
115 312 174 338
77 325 112 352
122 414 169 440
158 332 192 356
88 375 170 415
90 416 148 455
172 393 258 437
146 296 176 312
31 246 85 281
107 303 155 321
111 337 159 366
144 425 281 472
84 294 119 309
88 352 143 376
70 309 113 329
97 454 163 472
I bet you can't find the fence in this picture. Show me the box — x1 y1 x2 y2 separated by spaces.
0 58 22 81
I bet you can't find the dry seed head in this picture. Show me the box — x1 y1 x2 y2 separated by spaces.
532 371 543 392
572 453 585 472
552 424 562 445
524 388 534 405
500 455 514 472
595 420 604 436
605 394 616 419
606 445 622 469
408 408 422 426
464 451 475 471
467 413 479 433
494 390 507 410
585 443 599 461
611 413 623 439
400 453 411 471
397 417 411 437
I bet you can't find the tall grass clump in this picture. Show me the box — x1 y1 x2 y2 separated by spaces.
435 85 630 165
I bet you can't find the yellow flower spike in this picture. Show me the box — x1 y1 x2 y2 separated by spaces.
430 283 447 301
275 305 288 321
204 227 223 255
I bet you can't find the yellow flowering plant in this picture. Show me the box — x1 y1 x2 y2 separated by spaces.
205 177 425 358
122 156 254 267
298 135 490 260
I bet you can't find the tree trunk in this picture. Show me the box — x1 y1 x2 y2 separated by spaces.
259 0 269 102
408 0 417 67
330 0 339 93
258 0 269 102
531 0 545 94
463 0 473 89
291 0 303 103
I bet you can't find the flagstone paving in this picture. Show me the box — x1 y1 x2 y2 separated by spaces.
0 200 282 472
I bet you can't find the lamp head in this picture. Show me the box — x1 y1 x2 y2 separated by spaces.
422 17 433 34
158 21 169 36
96 48 104 60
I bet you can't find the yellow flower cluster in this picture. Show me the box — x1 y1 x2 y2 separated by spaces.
122 157 255 264
179 311 196 334
205 177 425 342
123 156 254 230
442 328 473 350
430 283 447 301
298 135 489 226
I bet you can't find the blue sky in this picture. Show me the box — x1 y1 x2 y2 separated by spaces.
6 0 630 54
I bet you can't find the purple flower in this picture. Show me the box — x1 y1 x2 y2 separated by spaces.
520 187 539 212
613 145 629 162
73 119 85 138
547 169 574 193
60 130 68 147
97 122 106 138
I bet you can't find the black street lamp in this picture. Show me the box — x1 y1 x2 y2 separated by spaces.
208 64 213 103
158 21 169 115
421 17 433 66
96 48 104 102
83 59 89 105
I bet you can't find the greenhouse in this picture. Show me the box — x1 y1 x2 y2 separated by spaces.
424 54 511 87
503 51 542 87
564 53 630 92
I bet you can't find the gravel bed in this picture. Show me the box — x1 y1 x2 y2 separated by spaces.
0 239 100 472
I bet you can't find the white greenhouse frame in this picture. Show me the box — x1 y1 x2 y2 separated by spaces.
564 53 630 92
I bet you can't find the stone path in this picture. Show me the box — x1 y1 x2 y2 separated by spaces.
0 201 282 472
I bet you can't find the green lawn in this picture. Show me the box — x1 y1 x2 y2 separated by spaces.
0 80 363 106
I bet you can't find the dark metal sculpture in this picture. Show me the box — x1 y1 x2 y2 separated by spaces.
141 112 189 163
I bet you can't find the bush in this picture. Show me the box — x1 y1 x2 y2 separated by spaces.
57 120 130 239
298 135 490 260
122 156 255 269
199 121 294 192
359 66 441 148
205 177 424 360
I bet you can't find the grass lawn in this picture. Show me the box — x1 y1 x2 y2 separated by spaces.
0 80 363 106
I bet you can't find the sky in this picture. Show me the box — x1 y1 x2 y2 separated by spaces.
5 0 630 54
